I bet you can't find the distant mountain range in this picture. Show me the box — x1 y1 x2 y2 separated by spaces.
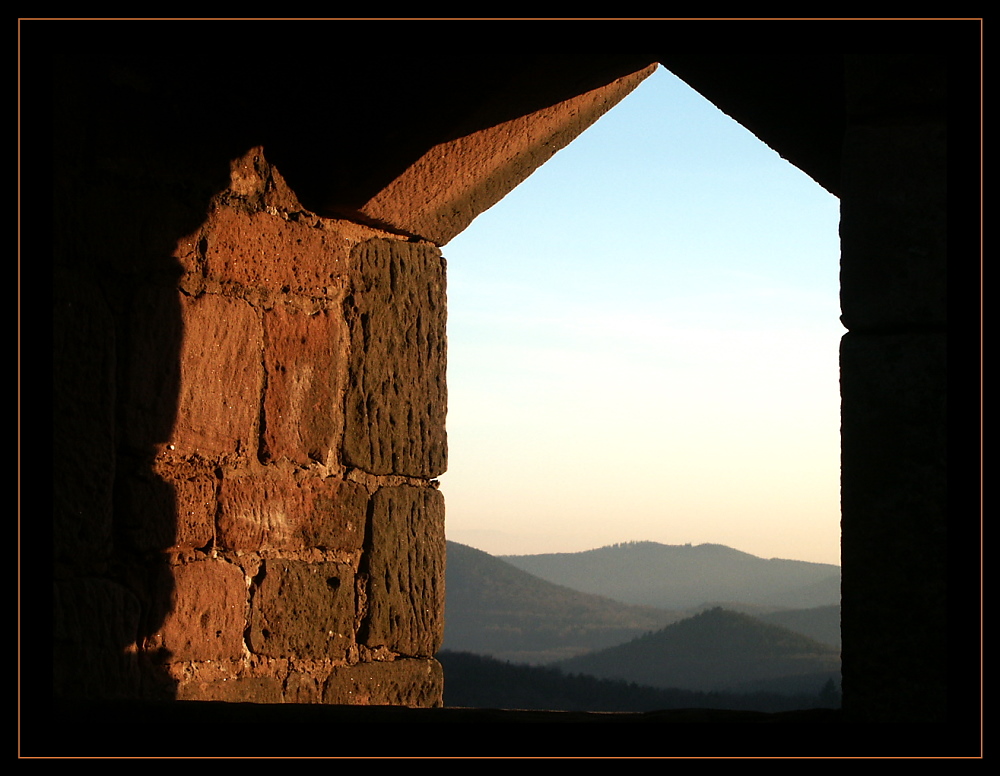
500 540 841 611
441 539 841 708
443 541 683 664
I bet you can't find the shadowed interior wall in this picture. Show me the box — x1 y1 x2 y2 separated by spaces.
54 142 450 704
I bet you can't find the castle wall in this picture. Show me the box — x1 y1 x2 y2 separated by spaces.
55 147 447 704
838 53 949 723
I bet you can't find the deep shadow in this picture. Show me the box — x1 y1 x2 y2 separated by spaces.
49 31 257 701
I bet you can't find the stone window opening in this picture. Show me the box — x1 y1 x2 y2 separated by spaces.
436 65 843 711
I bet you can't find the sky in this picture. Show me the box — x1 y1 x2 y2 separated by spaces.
437 66 844 566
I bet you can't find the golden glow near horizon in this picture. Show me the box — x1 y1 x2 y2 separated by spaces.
439 67 843 566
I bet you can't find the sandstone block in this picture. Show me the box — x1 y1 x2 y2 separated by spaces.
249 559 356 659
343 239 447 477
123 290 263 459
261 304 349 466
202 206 350 299
362 486 445 657
118 470 216 552
176 674 284 704
284 670 325 704
218 474 368 553
323 658 444 707
171 293 263 458
151 560 247 663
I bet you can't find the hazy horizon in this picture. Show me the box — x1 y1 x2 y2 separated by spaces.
445 531 842 567
438 66 844 567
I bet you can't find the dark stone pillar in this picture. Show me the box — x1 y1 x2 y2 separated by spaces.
839 53 949 722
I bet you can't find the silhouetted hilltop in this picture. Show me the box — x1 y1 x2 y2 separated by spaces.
443 541 681 663
556 606 840 693
502 541 841 611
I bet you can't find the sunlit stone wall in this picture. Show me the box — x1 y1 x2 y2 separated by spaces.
55 146 447 705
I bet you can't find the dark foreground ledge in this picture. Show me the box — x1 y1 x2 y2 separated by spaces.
25 701 847 757
24 702 981 757
51 698 843 724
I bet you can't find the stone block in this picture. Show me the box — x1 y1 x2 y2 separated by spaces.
323 659 444 707
176 674 284 704
248 559 356 659
261 304 349 466
202 206 350 299
117 469 216 553
151 560 247 663
171 293 263 458
284 670 325 704
343 239 447 478
121 289 262 459
218 474 368 553
362 486 445 657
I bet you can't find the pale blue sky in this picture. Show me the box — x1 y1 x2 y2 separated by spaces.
438 66 844 566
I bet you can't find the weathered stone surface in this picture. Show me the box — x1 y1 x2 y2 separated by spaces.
362 486 445 657
356 66 657 246
343 239 447 478
249 559 356 659
176 674 284 704
170 476 219 550
118 470 216 552
261 304 349 466
123 290 263 459
151 560 247 663
218 474 367 553
201 206 351 299
284 670 325 704
171 293 264 458
323 658 444 707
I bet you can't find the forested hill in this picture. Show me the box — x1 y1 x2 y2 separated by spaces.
555 606 840 694
438 650 841 713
